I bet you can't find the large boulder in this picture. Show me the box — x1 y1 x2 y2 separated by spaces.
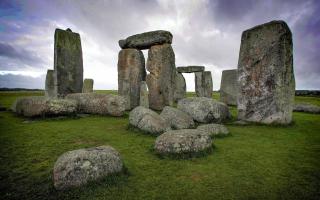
129 106 170 135
174 72 186 102
54 28 83 97
82 79 94 93
176 66 204 73
119 30 172 50
160 106 194 129
12 96 77 117
65 93 126 116
118 48 146 110
53 146 123 190
237 20 295 124
195 71 213 98
154 129 212 155
220 69 238 106
177 97 230 123
197 124 229 137
146 44 176 110
293 104 320 114
45 69 56 98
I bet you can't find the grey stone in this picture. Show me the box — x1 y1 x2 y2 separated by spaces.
53 145 123 190
12 96 77 117
139 81 149 108
154 129 212 155
129 106 170 135
146 44 176 110
45 69 56 98
160 106 195 130
54 28 83 97
293 104 320 114
174 72 186 102
119 30 172 50
66 93 126 116
118 49 146 110
82 79 94 93
195 71 213 98
197 124 229 137
176 66 205 73
177 97 230 123
237 20 295 124
232 120 249 125
220 69 238 106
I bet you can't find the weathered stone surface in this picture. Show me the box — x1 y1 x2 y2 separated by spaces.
160 106 195 130
195 71 213 98
237 20 295 124
54 28 83 97
220 69 238 105
119 30 172 50
82 79 94 93
45 69 56 98
139 81 149 108
154 129 212 155
53 146 123 190
293 104 320 114
66 93 126 116
129 106 170 135
174 72 186 102
146 44 176 110
12 96 77 117
177 97 230 123
118 49 146 110
197 124 229 137
176 66 205 73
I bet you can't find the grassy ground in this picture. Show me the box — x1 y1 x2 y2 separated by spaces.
0 91 319 200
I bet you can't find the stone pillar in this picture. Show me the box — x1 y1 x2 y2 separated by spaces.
118 49 146 110
146 44 176 110
140 81 149 108
45 69 56 98
82 79 94 93
220 69 238 105
54 28 83 97
237 20 295 124
174 72 186 102
195 71 212 98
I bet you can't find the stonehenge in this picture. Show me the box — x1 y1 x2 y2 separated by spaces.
45 69 56 98
220 69 238 105
82 79 94 93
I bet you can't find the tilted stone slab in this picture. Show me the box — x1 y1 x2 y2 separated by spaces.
195 71 213 98
174 72 186 102
45 69 56 98
82 79 94 93
220 69 238 106
237 20 295 124
176 66 205 73
119 30 172 50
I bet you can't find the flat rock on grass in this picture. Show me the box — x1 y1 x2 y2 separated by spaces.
197 124 229 137
160 106 195 129
293 104 320 114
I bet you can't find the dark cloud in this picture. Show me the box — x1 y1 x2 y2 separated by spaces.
0 73 45 89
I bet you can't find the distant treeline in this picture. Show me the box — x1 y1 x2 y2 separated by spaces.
0 88 43 91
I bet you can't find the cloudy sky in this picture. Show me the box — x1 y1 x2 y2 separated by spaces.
0 0 319 90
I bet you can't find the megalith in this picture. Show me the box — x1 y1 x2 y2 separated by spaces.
237 20 295 124
54 28 83 97
195 71 213 98
82 79 94 93
45 69 56 98
174 72 186 102
220 69 238 105
118 49 146 110
140 81 149 108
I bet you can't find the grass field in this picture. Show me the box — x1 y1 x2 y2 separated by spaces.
0 91 319 200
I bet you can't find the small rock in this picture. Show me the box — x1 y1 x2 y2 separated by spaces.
160 106 194 129
197 124 229 137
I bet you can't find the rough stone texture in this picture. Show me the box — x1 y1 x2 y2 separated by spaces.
177 97 230 123
118 49 146 110
12 96 77 117
174 72 186 102
54 28 83 97
146 44 176 110
195 71 213 98
82 79 94 93
237 20 295 124
154 129 212 155
160 106 195 130
197 124 229 137
176 66 205 73
220 69 238 106
66 93 126 116
119 30 172 50
293 104 320 114
53 146 123 190
45 69 56 98
129 106 170 135
139 81 149 108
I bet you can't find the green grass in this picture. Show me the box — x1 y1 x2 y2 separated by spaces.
0 91 319 200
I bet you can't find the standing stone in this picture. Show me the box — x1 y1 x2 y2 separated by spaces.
45 69 56 98
140 81 149 108
237 20 295 124
176 66 205 73
54 28 83 97
118 49 146 110
146 44 176 110
195 71 213 98
174 72 186 102
220 69 238 105
82 79 94 93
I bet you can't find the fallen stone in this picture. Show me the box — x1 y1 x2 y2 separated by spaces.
293 104 320 114
160 106 195 130
82 79 94 93
139 81 149 108
197 124 229 137
45 69 56 98
174 72 186 102
176 66 205 73
220 69 238 106
195 71 213 98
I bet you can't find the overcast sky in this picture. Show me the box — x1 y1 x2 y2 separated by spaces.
0 0 319 90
